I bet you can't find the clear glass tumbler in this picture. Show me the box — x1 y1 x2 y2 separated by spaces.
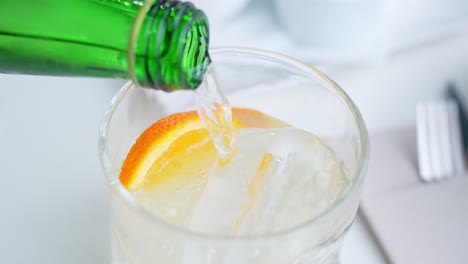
99 48 369 264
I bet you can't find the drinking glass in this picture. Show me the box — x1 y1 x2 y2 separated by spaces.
99 47 369 264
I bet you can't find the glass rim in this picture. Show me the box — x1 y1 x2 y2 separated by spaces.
98 47 369 243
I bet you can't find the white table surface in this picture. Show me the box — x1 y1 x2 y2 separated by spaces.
1 30 467 264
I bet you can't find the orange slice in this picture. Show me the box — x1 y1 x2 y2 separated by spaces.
119 108 288 191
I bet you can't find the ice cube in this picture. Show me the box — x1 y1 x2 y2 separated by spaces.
187 127 349 237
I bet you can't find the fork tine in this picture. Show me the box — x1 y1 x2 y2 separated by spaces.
427 101 447 181
436 100 455 179
417 102 434 182
447 100 466 176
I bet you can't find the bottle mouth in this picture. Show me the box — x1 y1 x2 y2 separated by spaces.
130 0 210 91
177 6 211 90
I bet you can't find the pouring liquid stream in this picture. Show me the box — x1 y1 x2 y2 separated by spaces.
193 66 283 236
195 66 236 165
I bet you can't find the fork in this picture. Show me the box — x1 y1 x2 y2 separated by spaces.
416 98 466 182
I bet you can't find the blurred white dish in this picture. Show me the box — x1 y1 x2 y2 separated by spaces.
272 0 468 62
190 0 251 25
273 0 388 61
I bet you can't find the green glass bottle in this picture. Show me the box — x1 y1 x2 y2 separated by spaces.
0 0 210 91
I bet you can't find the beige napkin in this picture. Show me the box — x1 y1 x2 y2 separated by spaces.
361 128 468 264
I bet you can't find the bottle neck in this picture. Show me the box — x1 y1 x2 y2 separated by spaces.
129 0 211 91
